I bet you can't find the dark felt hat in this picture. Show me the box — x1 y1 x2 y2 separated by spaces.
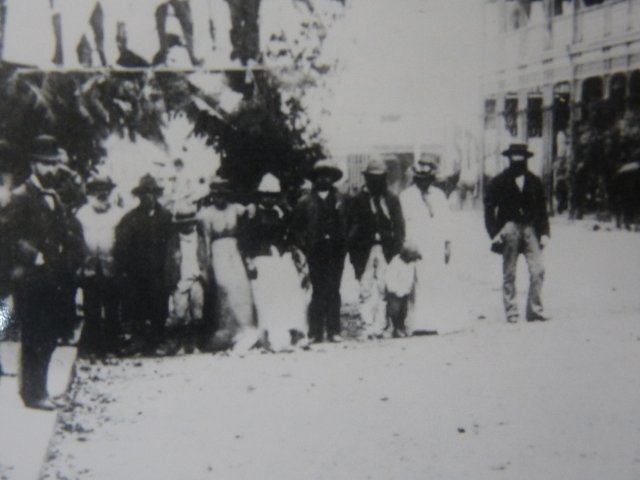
310 159 343 182
31 134 67 163
501 143 534 159
86 173 116 194
131 174 163 196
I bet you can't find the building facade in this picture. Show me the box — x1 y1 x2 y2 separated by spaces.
481 0 640 212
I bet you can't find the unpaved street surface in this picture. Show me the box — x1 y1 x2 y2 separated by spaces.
42 214 640 480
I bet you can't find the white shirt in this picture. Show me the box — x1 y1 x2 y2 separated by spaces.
76 203 125 256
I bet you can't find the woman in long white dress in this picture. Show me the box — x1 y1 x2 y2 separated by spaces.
243 173 310 352
198 176 258 352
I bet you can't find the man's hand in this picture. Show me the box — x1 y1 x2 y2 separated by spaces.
540 235 550 249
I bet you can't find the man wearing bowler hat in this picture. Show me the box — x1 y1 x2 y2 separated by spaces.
484 143 550 324
114 174 173 355
6 135 84 409
347 156 404 338
293 159 348 343
76 172 126 357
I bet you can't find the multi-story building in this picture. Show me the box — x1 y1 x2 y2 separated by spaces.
481 0 640 208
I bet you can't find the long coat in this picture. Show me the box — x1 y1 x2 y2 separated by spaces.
291 187 348 256
114 204 173 284
347 188 404 280
8 179 83 291
484 170 550 240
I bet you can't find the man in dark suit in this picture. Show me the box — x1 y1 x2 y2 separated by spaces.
7 135 84 410
114 174 173 355
484 143 550 324
293 159 348 343
347 157 404 337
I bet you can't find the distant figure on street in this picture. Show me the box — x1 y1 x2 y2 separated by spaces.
554 129 570 214
164 203 210 355
484 143 551 323
198 175 258 353
347 157 404 338
293 159 347 343
114 174 173 355
243 173 310 352
7 135 84 410
76 172 125 357
400 155 454 335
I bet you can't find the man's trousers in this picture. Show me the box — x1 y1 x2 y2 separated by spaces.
501 222 545 320
307 242 345 341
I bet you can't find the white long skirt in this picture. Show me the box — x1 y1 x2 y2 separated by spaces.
211 237 259 352
251 248 309 352
408 254 467 335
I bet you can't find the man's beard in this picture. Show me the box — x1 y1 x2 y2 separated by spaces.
509 163 527 177
38 173 57 189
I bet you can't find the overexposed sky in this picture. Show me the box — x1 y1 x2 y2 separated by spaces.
316 0 484 153
2 0 485 155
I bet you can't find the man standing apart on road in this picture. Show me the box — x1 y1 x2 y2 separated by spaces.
399 155 454 335
347 157 404 338
7 135 84 410
484 143 550 323
293 159 347 343
114 174 173 355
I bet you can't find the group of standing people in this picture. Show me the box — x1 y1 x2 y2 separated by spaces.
0 133 552 411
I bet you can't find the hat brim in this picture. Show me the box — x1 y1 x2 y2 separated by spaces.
32 153 64 163
363 170 387 176
502 149 534 159
310 167 343 182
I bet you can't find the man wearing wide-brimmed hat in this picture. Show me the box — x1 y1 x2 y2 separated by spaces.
399 153 455 335
484 143 550 324
293 159 348 343
6 135 84 409
114 174 173 355
76 171 125 357
347 156 405 338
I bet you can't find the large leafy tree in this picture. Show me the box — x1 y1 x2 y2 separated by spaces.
0 0 344 196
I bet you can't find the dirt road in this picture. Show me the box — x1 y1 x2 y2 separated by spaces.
42 213 640 480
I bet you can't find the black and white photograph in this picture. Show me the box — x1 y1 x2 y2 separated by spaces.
0 0 639 478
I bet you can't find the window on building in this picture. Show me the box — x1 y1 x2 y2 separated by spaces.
582 76 604 120
610 73 627 120
582 0 605 7
629 71 640 110
484 99 497 129
553 83 571 132
527 97 543 138
504 98 519 137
